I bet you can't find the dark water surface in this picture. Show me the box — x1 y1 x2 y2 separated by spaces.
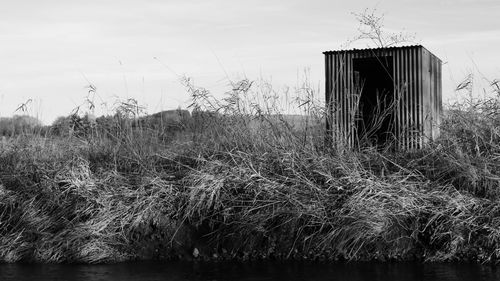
1 261 499 281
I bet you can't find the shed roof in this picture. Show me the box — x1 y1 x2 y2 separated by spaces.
323 45 440 61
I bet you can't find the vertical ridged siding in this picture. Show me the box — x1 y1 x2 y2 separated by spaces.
324 45 442 150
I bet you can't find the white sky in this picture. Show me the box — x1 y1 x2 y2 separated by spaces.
1 0 499 124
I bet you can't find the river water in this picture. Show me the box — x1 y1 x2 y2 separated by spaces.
0 261 499 281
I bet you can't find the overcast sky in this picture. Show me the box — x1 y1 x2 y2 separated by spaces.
1 0 499 124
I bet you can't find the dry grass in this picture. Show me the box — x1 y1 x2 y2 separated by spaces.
1 78 500 263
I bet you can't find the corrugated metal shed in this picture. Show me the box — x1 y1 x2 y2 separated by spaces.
324 45 442 149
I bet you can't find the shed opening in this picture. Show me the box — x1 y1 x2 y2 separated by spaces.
353 56 394 147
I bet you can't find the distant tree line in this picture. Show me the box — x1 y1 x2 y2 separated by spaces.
0 109 197 138
0 115 46 136
0 109 314 139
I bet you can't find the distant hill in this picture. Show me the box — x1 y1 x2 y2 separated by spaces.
145 109 191 123
138 109 191 130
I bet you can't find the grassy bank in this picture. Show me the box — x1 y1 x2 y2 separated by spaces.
1 80 500 264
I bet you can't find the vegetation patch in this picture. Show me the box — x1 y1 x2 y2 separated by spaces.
1 79 500 264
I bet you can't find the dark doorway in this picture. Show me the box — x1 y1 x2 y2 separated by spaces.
353 56 394 147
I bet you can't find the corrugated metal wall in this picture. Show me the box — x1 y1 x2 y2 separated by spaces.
324 45 442 150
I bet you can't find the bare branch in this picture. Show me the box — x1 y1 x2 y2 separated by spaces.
348 8 416 48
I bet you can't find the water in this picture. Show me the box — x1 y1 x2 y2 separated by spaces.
0 261 499 281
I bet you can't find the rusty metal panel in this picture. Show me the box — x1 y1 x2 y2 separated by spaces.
430 54 442 140
430 56 436 139
325 53 333 144
410 48 416 149
333 54 339 144
410 47 418 148
402 47 409 149
337 54 342 144
341 53 347 146
398 49 404 147
393 50 400 144
331 54 336 143
340 53 346 145
349 52 355 148
421 48 432 141
416 47 423 148
436 58 442 139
